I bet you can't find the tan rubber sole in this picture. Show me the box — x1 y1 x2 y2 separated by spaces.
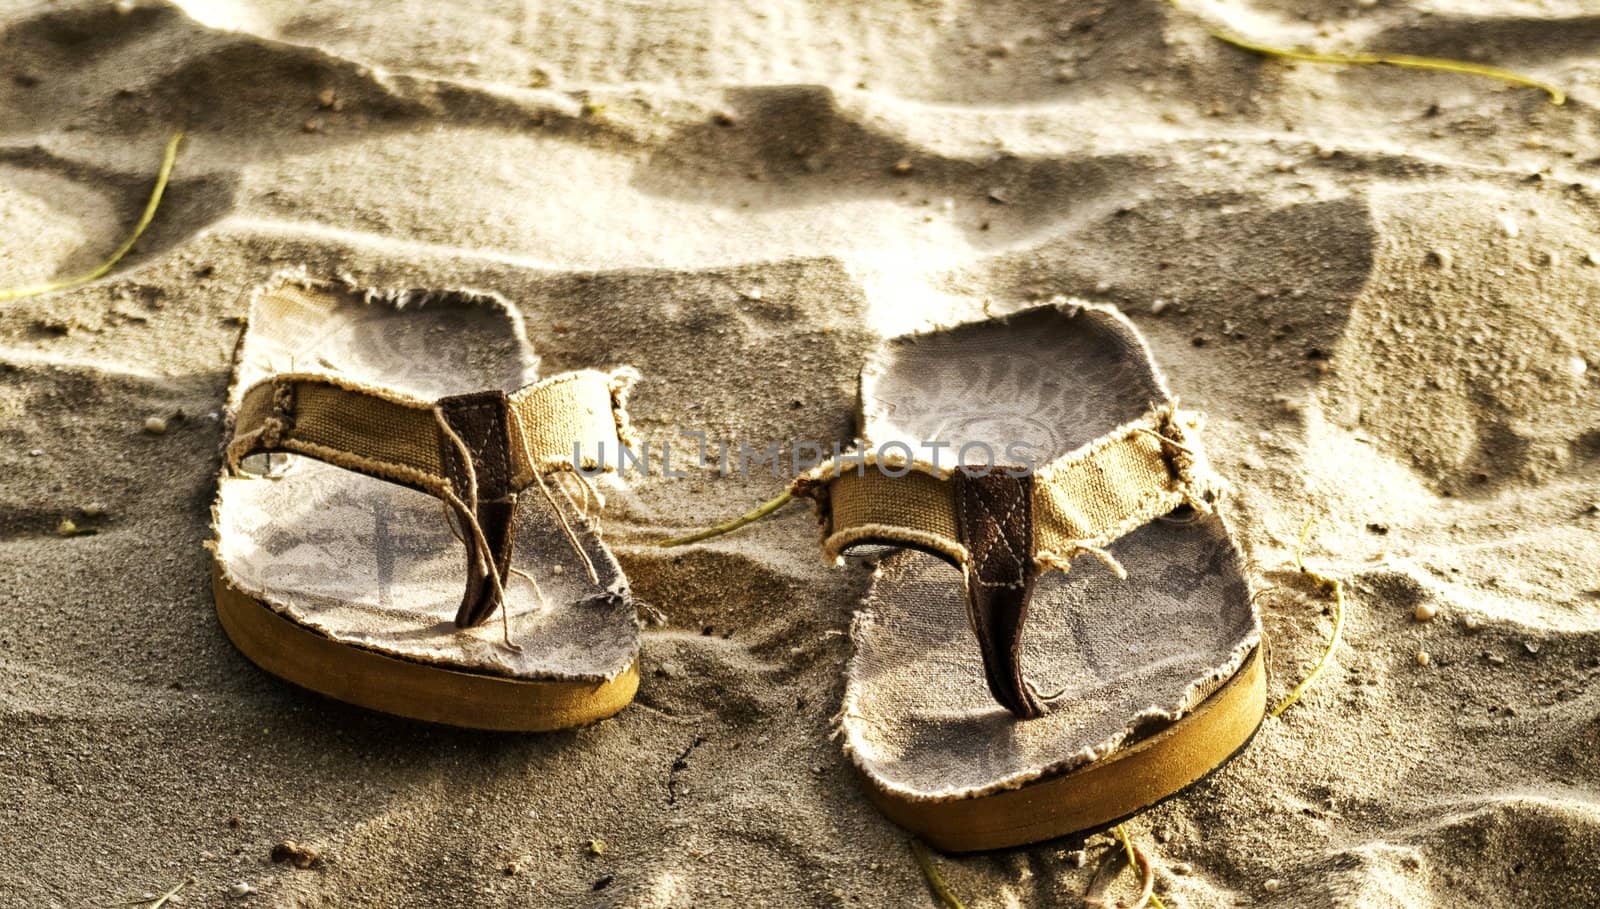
859 646 1266 852
212 565 639 731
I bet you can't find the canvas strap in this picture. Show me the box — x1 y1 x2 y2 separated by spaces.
792 402 1225 718
224 368 633 628
225 370 628 491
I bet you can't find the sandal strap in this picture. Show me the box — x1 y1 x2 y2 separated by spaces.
436 390 522 628
225 369 630 493
225 368 634 629
953 471 1047 718
1032 405 1222 573
794 402 1221 571
227 373 447 493
505 370 635 482
793 401 1225 718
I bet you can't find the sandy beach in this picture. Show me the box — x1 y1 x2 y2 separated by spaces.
3 0 1599 905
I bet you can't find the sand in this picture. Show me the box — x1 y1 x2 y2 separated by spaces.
2 0 1599 905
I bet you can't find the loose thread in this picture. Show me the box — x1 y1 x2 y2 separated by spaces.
439 486 524 653
1167 2 1565 105
1134 426 1195 456
561 470 597 516
0 132 185 303
1271 517 1347 717
531 470 600 584
909 839 967 909
658 489 793 547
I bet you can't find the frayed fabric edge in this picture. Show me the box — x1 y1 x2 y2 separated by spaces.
857 299 1174 432
231 268 536 410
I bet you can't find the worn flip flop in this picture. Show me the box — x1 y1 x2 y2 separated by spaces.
793 301 1264 851
210 272 641 731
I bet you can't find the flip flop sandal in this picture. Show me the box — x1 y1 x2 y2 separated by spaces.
210 272 641 731
792 301 1265 851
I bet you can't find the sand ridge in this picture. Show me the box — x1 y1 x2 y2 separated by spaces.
2 0 1599 905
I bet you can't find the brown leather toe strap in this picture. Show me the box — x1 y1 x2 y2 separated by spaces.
437 391 520 628
953 472 1046 719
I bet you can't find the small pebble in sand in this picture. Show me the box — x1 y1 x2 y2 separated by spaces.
890 158 914 176
1584 250 1600 267
1414 602 1438 622
711 111 736 127
1423 248 1452 270
504 861 521 876
1498 216 1520 239
231 882 256 897
270 840 321 869
1486 653 1506 666
1416 650 1431 667
82 502 107 518
1463 615 1482 631
317 88 343 111
1524 641 1541 655
550 564 564 576
1264 879 1282 892
303 117 323 133
143 416 169 435
1567 356 1588 379
586 838 607 856
1150 298 1169 315
1066 849 1088 868
1170 862 1193 876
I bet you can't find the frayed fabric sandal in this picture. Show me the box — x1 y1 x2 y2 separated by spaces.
210 273 641 731
792 302 1265 851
